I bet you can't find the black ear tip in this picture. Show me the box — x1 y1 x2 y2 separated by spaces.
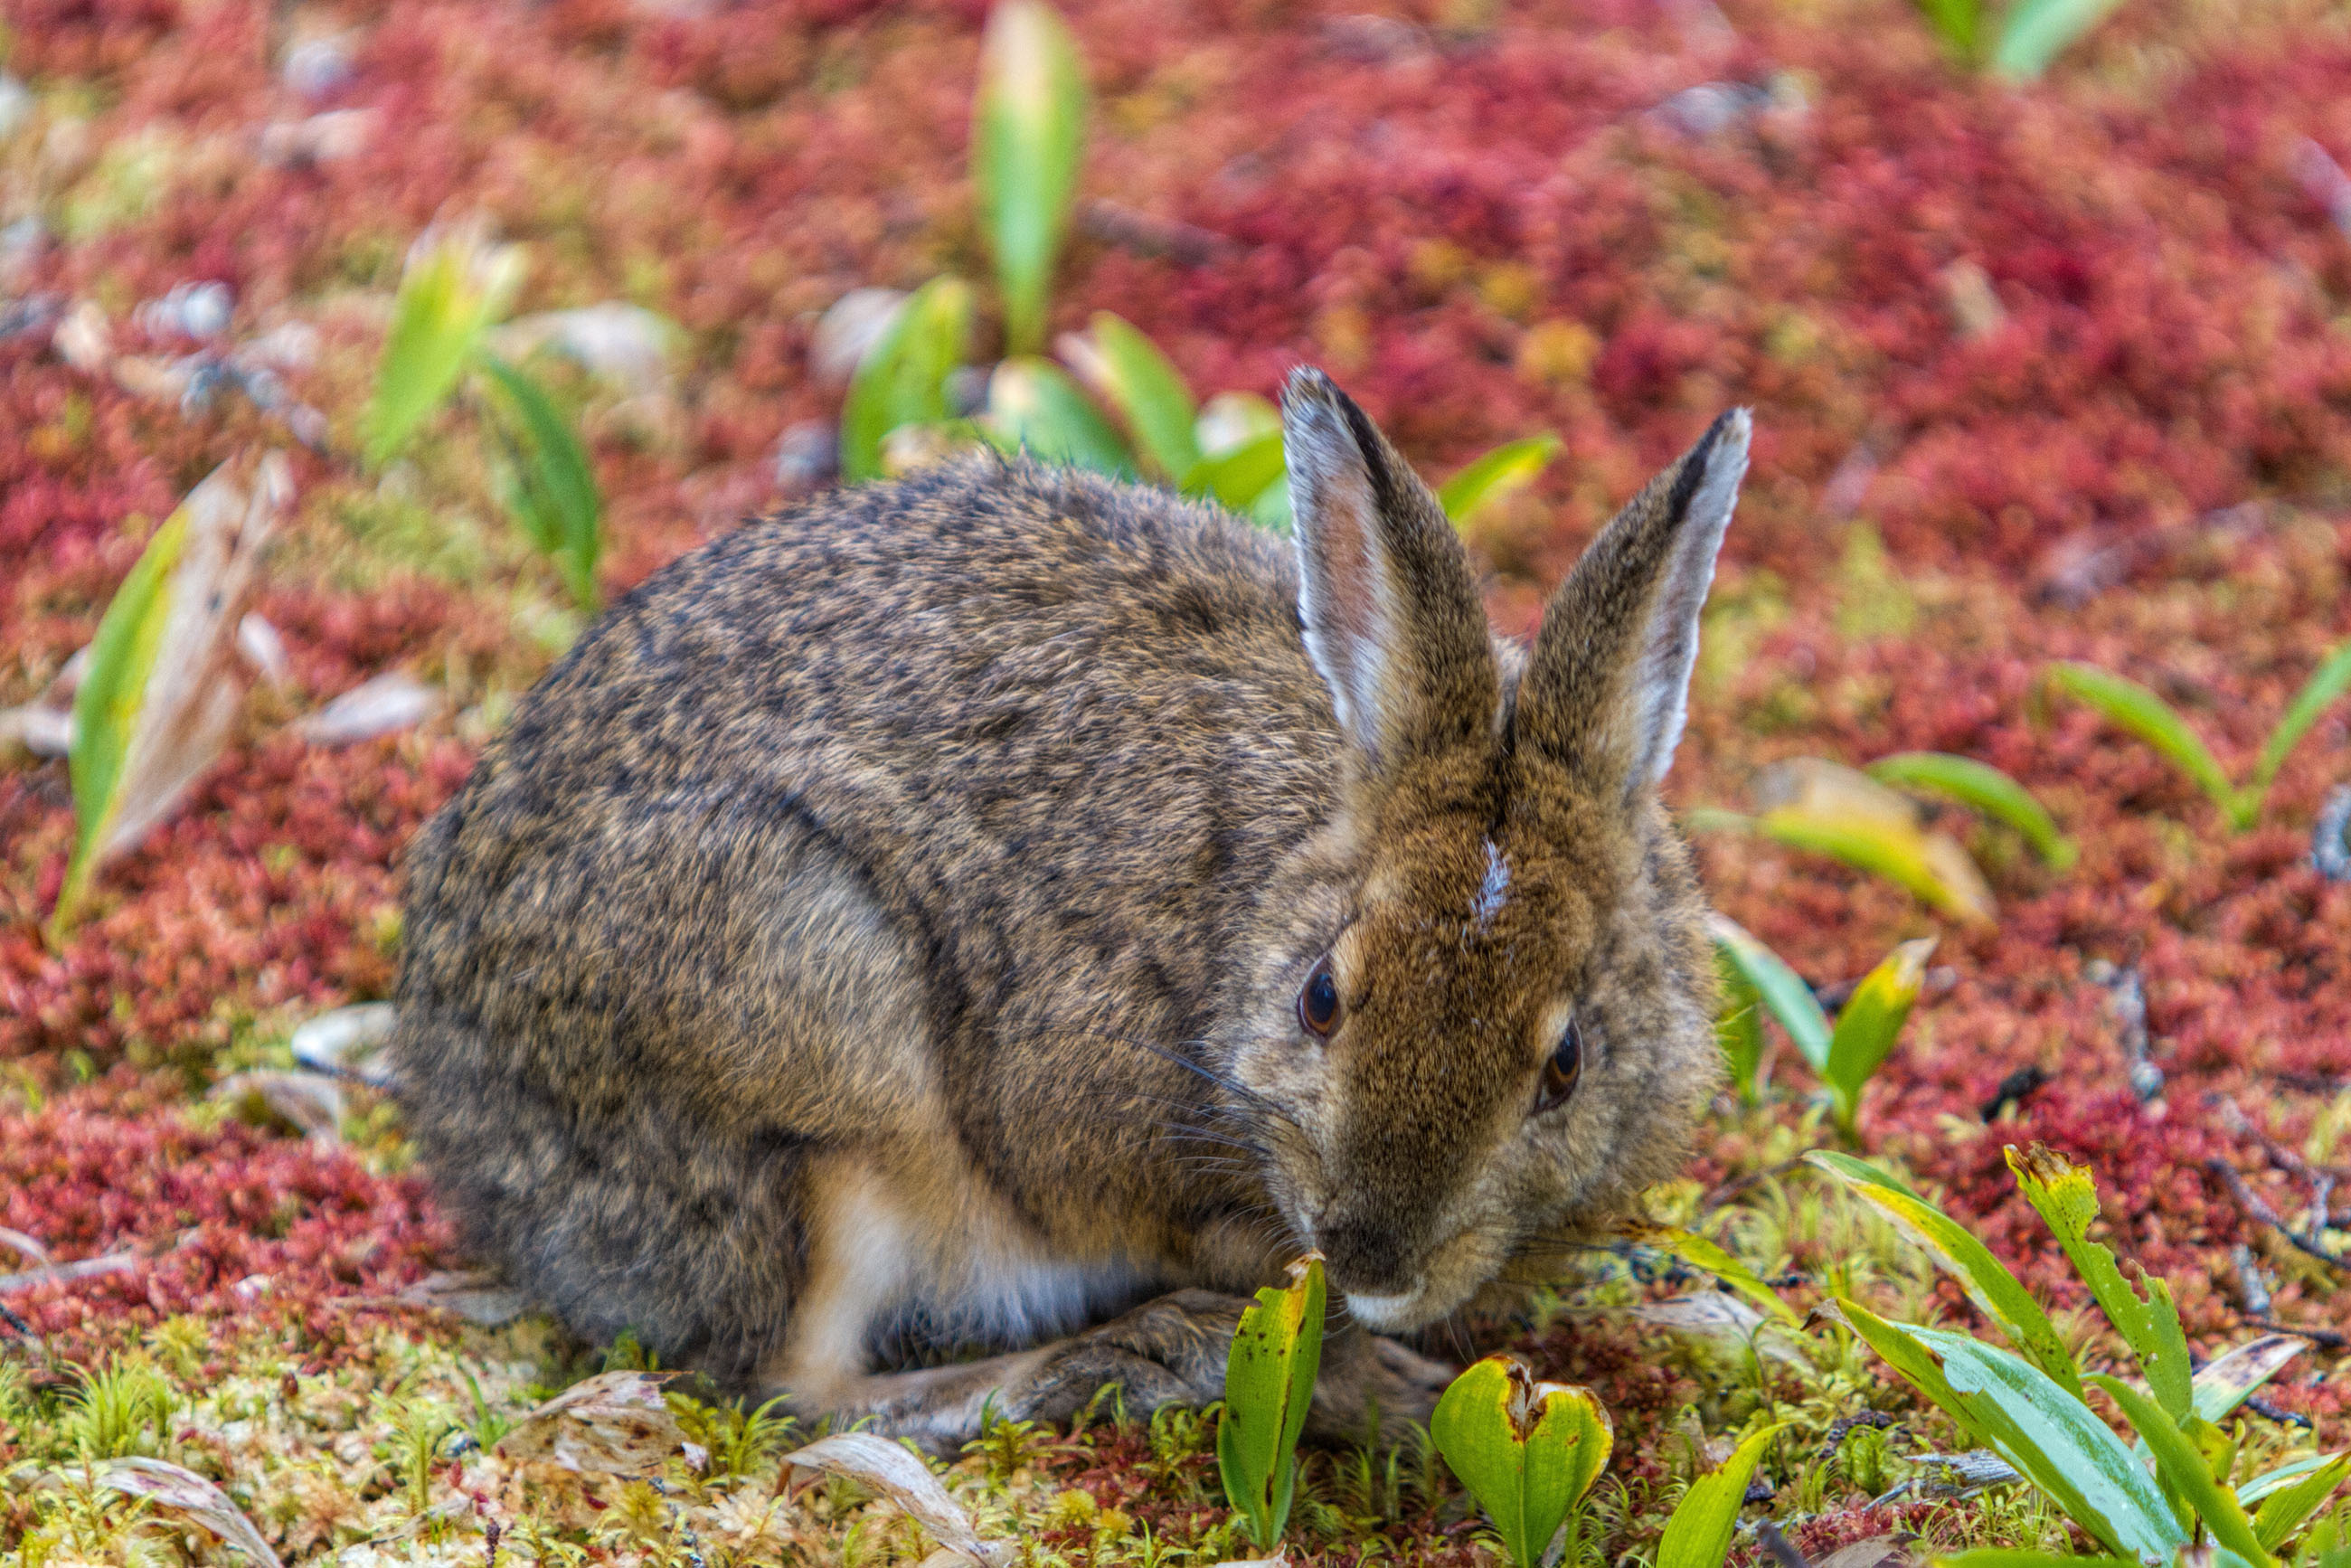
1281 364 1345 415
1666 407 1753 518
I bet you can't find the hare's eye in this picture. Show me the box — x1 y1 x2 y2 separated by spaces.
1533 1021 1582 1116
1298 956 1341 1037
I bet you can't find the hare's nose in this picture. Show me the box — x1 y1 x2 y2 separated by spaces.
1318 1221 1413 1298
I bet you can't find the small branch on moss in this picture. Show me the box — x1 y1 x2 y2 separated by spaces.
2205 1157 2350 1273
0 1250 139 1295
1077 201 1237 266
2242 1317 2350 1351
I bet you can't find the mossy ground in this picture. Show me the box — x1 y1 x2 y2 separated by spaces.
4 0 2351 1559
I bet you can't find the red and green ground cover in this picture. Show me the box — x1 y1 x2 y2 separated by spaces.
3 0 2351 1558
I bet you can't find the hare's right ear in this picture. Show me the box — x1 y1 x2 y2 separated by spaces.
1516 410 1750 804
1282 368 1497 770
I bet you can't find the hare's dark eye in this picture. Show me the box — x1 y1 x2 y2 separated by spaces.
1534 1021 1582 1115
1298 956 1341 1037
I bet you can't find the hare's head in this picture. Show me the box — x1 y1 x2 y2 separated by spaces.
1229 370 1747 1330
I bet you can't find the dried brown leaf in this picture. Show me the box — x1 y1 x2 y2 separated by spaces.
396 1270 529 1327
76 1458 285 1568
292 670 441 745
210 1070 345 1140
496 1371 687 1476
98 454 293 865
781 1432 1009 1566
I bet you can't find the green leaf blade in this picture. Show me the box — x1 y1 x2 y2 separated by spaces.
2251 1453 2348 1552
1917 1328 2183 1563
1993 0 2123 78
839 278 975 485
1808 1154 2080 1394
52 509 190 937
983 356 1135 477
1657 1423 1782 1568
1181 429 1288 513
1866 751 2074 869
364 224 526 467
1218 1254 1326 1547
1437 435 1560 526
1707 914 1832 1072
2005 1145 2190 1422
973 0 1088 355
2090 1374 2271 1566
1823 938 1936 1137
481 354 604 613
2252 640 2351 803
1067 313 1199 480
2044 662 2238 821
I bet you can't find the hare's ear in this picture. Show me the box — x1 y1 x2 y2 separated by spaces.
1282 368 1498 769
1517 410 1750 802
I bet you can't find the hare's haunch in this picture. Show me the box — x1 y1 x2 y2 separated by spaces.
393 370 1749 1450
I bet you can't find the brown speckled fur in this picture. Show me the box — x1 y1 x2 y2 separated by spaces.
392 371 1747 1451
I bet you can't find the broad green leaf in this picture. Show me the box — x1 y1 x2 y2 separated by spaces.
1706 914 1832 1071
1714 948 1765 1106
1430 1355 1612 1568
972 0 1087 354
1833 1298 2000 1452
1656 1423 1782 1568
2193 1336 2310 1426
54 509 188 938
1183 429 1287 512
1823 938 1936 1136
1754 807 1997 924
481 354 603 613
1062 313 1199 480
1891 1319 2183 1563
1908 0 1981 56
1218 1253 1325 1547
2005 1145 2190 1422
2044 663 2242 826
1437 435 1560 526
2091 1375 2271 1566
1865 751 2075 870
1993 0 2122 78
983 357 1135 477
2252 1454 2348 1551
1809 1154 2079 1394
1618 1223 1799 1325
364 219 526 467
2251 640 2351 803
840 278 974 484
1746 757 1996 923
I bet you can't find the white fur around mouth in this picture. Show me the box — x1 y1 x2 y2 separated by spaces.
1344 1291 1421 1331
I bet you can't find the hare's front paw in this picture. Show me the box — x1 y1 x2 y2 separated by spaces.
1006 1289 1251 1424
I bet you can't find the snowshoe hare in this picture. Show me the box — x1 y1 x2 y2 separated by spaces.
393 369 1749 1450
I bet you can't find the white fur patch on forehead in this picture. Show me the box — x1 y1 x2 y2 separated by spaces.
1472 837 1510 930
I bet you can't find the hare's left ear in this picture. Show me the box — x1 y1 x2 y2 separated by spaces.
1281 368 1499 771
1515 410 1750 801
